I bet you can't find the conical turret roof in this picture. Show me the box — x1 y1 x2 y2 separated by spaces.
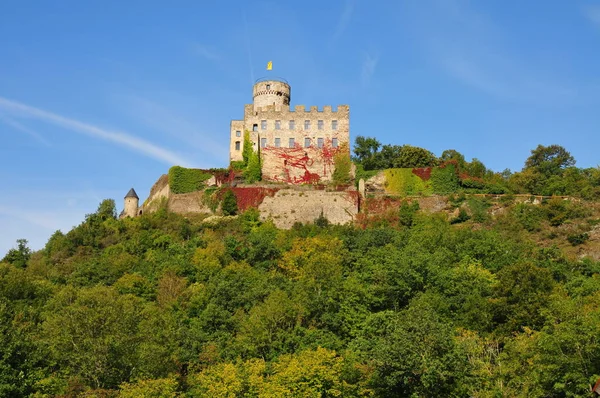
124 188 139 199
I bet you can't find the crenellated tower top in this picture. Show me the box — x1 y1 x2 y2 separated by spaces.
253 77 291 111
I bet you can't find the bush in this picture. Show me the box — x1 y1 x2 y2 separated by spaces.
567 232 589 246
314 211 330 228
430 163 460 194
467 197 491 223
450 208 470 224
222 190 238 216
512 203 544 232
332 147 352 185
168 166 212 194
399 200 420 227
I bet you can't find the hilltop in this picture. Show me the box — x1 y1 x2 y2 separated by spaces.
1 139 600 396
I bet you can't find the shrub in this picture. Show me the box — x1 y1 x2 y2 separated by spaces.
450 208 470 224
512 203 544 232
567 232 589 246
467 197 491 223
332 147 352 185
222 190 238 216
430 163 460 194
314 211 330 228
399 200 420 227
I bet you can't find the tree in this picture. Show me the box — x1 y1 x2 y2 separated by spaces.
440 149 467 169
41 286 144 389
396 145 438 168
524 144 575 176
2 239 31 268
353 136 381 170
96 199 117 220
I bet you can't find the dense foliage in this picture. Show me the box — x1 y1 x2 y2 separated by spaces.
168 166 212 194
354 137 600 198
2 195 600 396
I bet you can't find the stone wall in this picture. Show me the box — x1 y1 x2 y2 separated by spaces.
167 192 213 215
258 189 358 229
142 174 170 213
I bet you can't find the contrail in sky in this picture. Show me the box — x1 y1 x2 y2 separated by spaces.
0 96 191 166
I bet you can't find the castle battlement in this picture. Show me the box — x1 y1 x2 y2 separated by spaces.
246 104 349 115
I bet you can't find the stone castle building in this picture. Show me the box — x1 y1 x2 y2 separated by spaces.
229 78 350 184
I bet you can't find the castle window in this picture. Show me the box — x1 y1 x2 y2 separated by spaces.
266 84 271 90
304 137 311 148
304 120 310 130
261 120 267 130
317 138 324 148
318 120 323 130
253 124 258 132
236 130 241 137
235 141 241 151
275 120 281 129
332 120 338 130
261 137 267 148
289 120 295 130
332 138 339 148
289 138 295 148
275 137 281 148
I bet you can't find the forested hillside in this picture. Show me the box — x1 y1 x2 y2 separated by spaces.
2 190 600 396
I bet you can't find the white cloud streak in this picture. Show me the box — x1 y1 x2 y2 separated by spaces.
0 96 191 166
0 114 51 146
193 43 220 61
332 0 355 42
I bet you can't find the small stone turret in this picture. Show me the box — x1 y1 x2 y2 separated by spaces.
123 188 139 218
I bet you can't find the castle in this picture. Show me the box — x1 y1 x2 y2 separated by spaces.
229 78 350 184
120 78 357 225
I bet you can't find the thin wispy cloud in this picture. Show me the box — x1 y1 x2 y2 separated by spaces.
441 53 575 104
0 114 51 146
116 94 229 165
361 53 378 87
193 43 220 61
405 1 576 105
0 96 192 166
583 5 600 26
331 0 355 43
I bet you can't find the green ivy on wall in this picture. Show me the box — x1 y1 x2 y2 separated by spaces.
168 166 212 194
242 130 262 183
384 168 433 196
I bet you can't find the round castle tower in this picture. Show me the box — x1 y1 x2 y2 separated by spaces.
123 188 139 218
252 78 291 111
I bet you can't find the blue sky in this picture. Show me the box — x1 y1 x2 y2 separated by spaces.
1 0 599 254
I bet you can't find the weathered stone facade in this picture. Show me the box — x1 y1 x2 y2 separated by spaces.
230 78 350 183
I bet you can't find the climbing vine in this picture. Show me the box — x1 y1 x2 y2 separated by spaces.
168 166 212 194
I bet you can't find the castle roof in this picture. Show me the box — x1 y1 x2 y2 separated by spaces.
124 188 139 199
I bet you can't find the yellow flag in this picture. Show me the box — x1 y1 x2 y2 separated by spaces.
266 61 272 70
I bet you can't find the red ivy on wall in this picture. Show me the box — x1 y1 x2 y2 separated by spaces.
262 138 342 184
230 187 279 211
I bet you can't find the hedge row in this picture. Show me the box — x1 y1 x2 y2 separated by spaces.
168 166 213 194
